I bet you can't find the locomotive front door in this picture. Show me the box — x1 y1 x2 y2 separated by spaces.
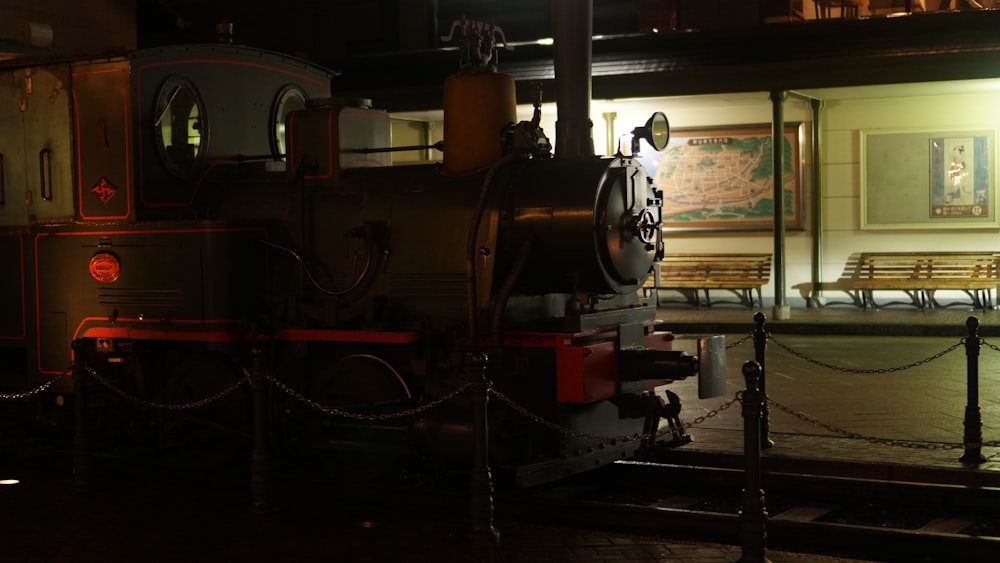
0 68 29 226
22 64 74 221
8 63 75 222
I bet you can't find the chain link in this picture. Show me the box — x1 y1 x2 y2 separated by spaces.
3 333 997 455
82 364 247 410
0 372 69 400
265 372 471 420
726 331 754 349
765 396 1000 450
766 332 963 373
759 333 1000 449
489 383 739 443
980 338 1000 354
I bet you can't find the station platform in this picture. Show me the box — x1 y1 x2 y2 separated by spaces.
664 303 1000 486
2 304 999 562
659 301 1000 337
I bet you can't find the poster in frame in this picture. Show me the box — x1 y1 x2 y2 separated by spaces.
861 128 998 230
639 123 803 231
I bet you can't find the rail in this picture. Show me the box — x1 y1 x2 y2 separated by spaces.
4 315 1000 559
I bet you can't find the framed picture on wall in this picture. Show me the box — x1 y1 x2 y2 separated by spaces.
862 128 999 229
640 123 803 231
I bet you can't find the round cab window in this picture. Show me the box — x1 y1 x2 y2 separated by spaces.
154 76 206 177
271 85 307 158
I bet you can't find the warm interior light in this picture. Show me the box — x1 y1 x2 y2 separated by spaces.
536 37 554 46
0 479 20 486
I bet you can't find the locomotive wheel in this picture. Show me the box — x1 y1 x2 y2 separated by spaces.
296 353 413 483
157 351 251 468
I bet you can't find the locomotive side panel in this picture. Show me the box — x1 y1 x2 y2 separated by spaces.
0 232 25 341
0 63 74 224
303 165 482 329
132 48 333 210
33 226 267 378
22 64 74 221
0 69 28 226
72 60 132 221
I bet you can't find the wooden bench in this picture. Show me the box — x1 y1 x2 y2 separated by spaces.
852 252 999 311
642 253 772 308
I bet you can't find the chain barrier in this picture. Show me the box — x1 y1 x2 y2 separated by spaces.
766 332 963 373
0 357 735 451
489 383 740 443
754 330 1000 451
3 326 996 456
766 396 1000 450
265 373 471 420
82 364 247 411
0 372 69 400
981 338 1000 354
265 371 738 446
726 331 754 349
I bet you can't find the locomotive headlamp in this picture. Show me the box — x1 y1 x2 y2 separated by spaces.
89 251 121 283
631 112 670 155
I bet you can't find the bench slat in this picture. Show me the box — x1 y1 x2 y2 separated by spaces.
850 251 999 311
644 253 772 308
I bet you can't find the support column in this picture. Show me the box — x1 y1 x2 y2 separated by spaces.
810 98 824 307
770 90 790 320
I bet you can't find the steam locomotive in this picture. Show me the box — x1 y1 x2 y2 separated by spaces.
0 16 723 486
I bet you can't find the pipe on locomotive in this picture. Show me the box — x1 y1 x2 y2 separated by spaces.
552 0 595 159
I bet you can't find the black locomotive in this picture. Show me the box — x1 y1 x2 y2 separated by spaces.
0 15 723 487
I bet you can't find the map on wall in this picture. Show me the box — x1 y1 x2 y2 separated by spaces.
640 124 801 230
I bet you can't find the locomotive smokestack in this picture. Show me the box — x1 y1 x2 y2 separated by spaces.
552 0 595 159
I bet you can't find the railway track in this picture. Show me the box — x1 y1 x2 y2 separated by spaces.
497 460 1000 562
3 430 997 562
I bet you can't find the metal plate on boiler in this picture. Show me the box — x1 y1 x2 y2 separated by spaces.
697 335 726 399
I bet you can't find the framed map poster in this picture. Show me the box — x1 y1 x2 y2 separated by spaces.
641 123 802 231
862 128 997 229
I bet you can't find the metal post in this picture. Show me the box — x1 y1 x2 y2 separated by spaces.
71 339 89 493
752 313 774 449
770 90 789 320
739 361 769 563
960 316 985 464
468 351 499 545
809 98 824 307
249 337 271 513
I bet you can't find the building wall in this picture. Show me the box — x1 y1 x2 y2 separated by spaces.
814 92 1000 305
662 91 1000 307
635 94 817 306
0 0 135 60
